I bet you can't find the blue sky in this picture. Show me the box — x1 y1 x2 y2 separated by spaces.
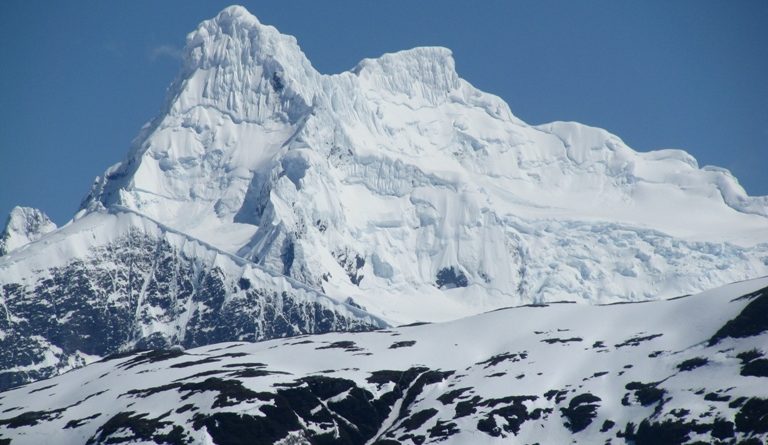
1 1 767 224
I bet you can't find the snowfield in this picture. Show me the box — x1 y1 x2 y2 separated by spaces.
1 277 767 444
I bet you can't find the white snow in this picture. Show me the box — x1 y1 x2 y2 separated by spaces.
73 6 768 324
0 206 57 256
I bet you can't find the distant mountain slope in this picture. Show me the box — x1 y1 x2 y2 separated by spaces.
1 277 766 444
0 207 56 256
0 209 385 391
75 6 768 322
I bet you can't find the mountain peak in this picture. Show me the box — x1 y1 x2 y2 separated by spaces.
79 6 768 324
352 47 460 105
183 5 305 70
168 5 318 124
0 206 56 256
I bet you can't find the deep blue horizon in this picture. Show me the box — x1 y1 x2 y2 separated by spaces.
1 1 767 225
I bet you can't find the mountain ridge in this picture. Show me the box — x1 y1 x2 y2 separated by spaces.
68 5 768 323
0 208 386 390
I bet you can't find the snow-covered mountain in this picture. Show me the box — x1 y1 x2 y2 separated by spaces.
77 6 768 323
1 277 766 444
0 207 56 256
1 4 767 394
0 209 384 391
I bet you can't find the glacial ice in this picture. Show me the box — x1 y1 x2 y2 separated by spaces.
63 5 768 323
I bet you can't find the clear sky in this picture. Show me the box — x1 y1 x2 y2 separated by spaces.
1 1 767 225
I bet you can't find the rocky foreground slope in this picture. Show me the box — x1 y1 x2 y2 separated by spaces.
1 277 766 444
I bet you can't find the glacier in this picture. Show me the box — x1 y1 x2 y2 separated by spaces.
75 6 767 322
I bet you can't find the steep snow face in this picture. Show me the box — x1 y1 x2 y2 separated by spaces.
0 209 386 391
2 277 768 444
80 6 319 237
0 206 56 256
81 6 768 322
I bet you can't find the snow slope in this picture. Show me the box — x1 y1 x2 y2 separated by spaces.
1 276 767 444
0 208 385 391
76 6 768 322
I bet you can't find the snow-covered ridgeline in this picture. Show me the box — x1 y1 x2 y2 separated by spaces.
0 209 386 391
